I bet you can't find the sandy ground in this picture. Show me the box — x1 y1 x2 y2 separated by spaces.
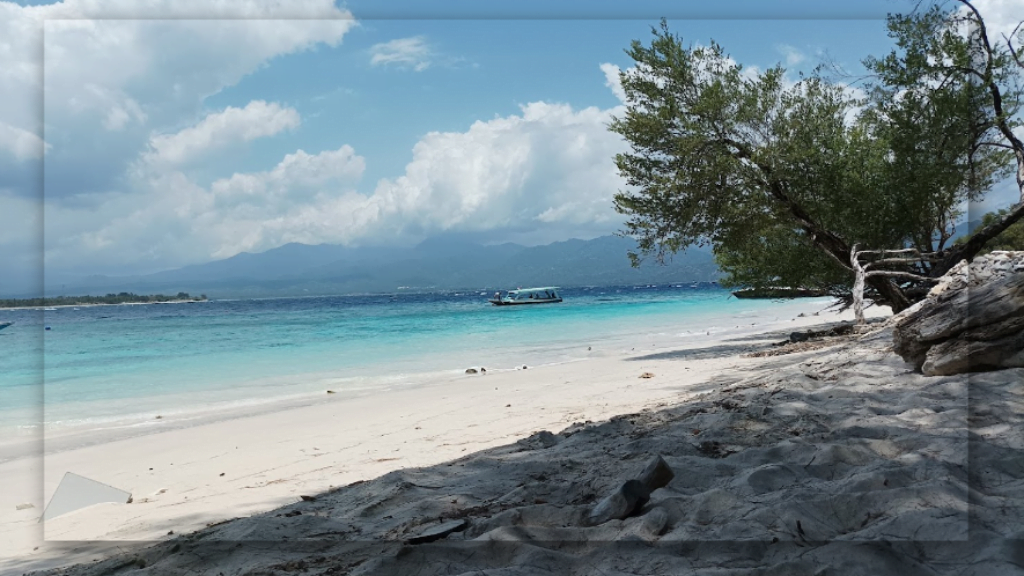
6 304 976 575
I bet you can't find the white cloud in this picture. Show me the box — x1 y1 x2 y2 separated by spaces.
0 0 355 183
102 95 147 131
0 1 358 288
363 100 628 241
40 65 633 272
971 0 1023 43
777 44 806 66
600 63 627 104
144 101 301 166
370 36 433 71
44 144 368 268
0 121 49 161
211 146 365 207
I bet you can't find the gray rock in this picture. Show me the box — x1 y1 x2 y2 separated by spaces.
465 368 478 374
407 519 468 544
534 431 558 448
518 430 559 450
636 506 670 537
636 455 674 492
586 479 650 526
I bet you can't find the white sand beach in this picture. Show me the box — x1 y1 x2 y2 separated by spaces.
4 302 1021 575
0 303 871 572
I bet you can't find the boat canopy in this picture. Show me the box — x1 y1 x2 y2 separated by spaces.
507 286 559 295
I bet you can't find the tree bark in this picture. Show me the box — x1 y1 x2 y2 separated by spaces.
851 246 867 324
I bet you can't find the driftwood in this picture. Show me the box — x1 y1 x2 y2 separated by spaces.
893 271 1024 375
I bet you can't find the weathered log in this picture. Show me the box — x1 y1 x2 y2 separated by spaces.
921 330 1024 376
893 264 1024 375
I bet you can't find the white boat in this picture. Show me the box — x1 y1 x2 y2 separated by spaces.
489 287 563 306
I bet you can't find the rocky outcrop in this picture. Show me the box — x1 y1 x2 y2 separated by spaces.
893 252 1024 375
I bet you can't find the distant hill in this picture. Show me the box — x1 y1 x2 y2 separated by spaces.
39 235 722 298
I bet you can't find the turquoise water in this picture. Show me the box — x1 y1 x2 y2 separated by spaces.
0 285 826 441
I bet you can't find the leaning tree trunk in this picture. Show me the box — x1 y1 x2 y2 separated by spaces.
930 202 1024 278
851 246 867 324
868 275 912 313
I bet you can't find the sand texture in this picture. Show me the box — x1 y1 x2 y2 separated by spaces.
14 317 1024 575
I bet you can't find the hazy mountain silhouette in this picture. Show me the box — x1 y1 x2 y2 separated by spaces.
41 235 722 298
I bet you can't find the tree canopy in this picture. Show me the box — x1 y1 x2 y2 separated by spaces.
611 2 1023 312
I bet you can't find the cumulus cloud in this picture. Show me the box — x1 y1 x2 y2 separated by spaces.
210 146 365 208
369 36 433 71
44 144 368 268
0 0 360 289
42 81 633 271
0 121 50 161
367 101 628 240
600 63 627 104
776 44 806 66
971 0 1024 42
1 0 354 157
103 97 147 131
144 101 301 166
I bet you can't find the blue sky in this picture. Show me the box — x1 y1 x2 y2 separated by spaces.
0 0 1019 294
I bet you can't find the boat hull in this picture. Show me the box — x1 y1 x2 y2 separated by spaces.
489 298 563 306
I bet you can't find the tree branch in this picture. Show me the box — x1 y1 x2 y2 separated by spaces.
1006 21 1024 69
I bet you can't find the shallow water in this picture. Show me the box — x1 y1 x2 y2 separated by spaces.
0 285 831 442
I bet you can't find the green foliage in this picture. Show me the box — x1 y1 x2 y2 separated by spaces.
713 224 850 294
863 5 1019 250
611 9 1018 300
0 292 207 308
955 209 1024 253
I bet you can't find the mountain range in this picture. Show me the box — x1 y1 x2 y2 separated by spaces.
41 235 722 298
21 216 993 299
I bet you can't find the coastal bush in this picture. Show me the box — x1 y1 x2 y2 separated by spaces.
610 2 1023 312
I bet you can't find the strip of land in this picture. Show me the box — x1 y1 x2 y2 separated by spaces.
0 293 207 309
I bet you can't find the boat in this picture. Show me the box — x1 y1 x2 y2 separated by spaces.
0 321 12 331
489 287 563 306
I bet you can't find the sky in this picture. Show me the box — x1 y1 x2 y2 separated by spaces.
0 0 1021 294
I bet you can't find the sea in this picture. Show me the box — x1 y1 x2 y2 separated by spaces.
0 285 833 456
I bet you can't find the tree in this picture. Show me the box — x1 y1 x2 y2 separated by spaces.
611 5 1022 313
955 208 1024 253
865 1 1024 277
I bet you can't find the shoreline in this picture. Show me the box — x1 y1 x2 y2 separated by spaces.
0 303 883 572
0 296 844 449
0 300 208 312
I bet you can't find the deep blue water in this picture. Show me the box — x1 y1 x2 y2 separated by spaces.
0 285 822 435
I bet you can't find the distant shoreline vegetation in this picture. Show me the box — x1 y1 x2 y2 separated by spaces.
0 292 208 308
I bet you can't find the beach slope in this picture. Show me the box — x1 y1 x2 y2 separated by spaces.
23 320 1024 575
